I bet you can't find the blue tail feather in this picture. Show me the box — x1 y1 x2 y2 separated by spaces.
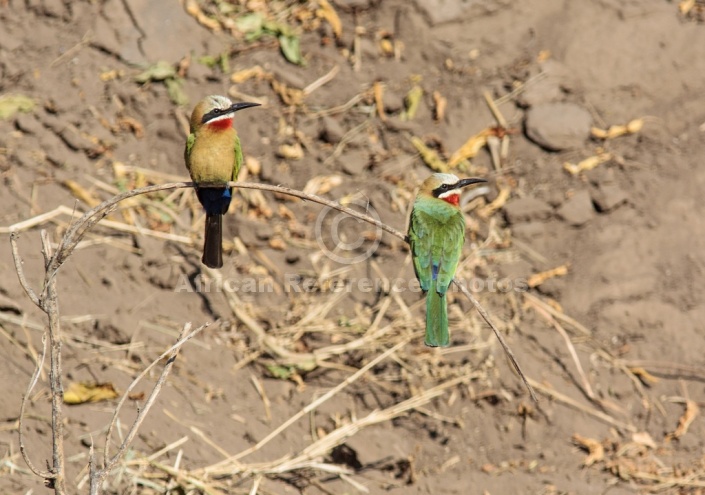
197 187 232 215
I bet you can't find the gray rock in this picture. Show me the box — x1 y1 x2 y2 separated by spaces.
15 114 43 135
320 116 345 144
503 197 552 224
92 0 143 63
592 183 628 212
518 78 562 108
127 0 204 63
557 190 595 226
413 0 496 25
341 150 369 175
382 90 403 114
525 102 592 151
333 0 374 10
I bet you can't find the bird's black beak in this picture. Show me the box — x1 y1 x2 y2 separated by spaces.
454 177 487 190
228 101 261 114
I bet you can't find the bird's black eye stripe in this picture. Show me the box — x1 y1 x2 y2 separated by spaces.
202 107 227 124
432 184 452 197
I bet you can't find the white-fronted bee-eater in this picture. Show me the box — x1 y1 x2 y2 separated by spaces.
185 95 260 268
408 173 487 347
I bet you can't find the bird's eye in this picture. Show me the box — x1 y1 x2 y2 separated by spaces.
213 108 222 114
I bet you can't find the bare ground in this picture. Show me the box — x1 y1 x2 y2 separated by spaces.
2 1 705 494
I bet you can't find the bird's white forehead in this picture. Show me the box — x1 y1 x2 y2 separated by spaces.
432 173 460 185
206 95 233 110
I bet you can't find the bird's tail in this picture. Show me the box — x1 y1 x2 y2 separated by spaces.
202 213 223 269
425 281 449 347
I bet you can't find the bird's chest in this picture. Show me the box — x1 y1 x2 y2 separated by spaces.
189 130 237 184
418 205 460 227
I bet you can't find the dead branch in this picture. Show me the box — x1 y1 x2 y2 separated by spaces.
8 177 535 492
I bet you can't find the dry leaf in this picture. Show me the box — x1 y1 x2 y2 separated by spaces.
317 0 342 38
563 152 612 175
627 367 659 385
231 65 271 84
402 85 423 121
277 142 304 160
99 69 123 81
667 400 699 441
448 129 492 168
64 382 118 405
278 204 296 220
373 81 386 121
269 238 287 250
244 190 273 218
62 180 101 207
572 433 604 466
477 186 510 219
379 38 394 56
184 0 221 31
0 94 35 119
303 175 343 195
632 431 657 449
680 0 696 15
527 264 570 288
537 49 551 63
117 116 144 138
410 136 448 173
433 90 447 122
270 78 305 105
245 156 261 175
591 119 644 140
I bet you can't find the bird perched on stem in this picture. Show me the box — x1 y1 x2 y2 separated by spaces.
408 173 487 347
185 95 260 268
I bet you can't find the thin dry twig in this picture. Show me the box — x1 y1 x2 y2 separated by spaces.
18 333 52 479
527 378 636 432
208 339 409 471
101 323 208 470
454 280 537 402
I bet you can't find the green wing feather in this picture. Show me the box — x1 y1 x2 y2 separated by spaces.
185 133 195 160
409 202 465 294
233 134 243 181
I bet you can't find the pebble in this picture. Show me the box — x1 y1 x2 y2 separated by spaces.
556 190 595 226
15 114 43 135
320 116 345 144
525 102 592 151
592 183 628 212
412 0 491 25
503 197 552 224
341 150 369 175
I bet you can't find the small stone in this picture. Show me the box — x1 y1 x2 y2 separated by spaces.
320 116 345 144
59 127 96 152
556 190 595 226
592 183 628 212
525 102 592 151
382 90 403 114
341 150 369 175
269 65 306 89
503 197 552 224
15 114 43 135
412 0 489 25
518 78 562 108
333 0 373 10
255 223 273 241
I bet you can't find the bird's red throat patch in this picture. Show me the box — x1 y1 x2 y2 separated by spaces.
441 193 460 206
207 118 233 131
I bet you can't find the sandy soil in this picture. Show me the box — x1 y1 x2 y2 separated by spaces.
2 1 705 494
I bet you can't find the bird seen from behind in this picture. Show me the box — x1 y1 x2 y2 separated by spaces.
185 95 260 268
408 173 487 347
